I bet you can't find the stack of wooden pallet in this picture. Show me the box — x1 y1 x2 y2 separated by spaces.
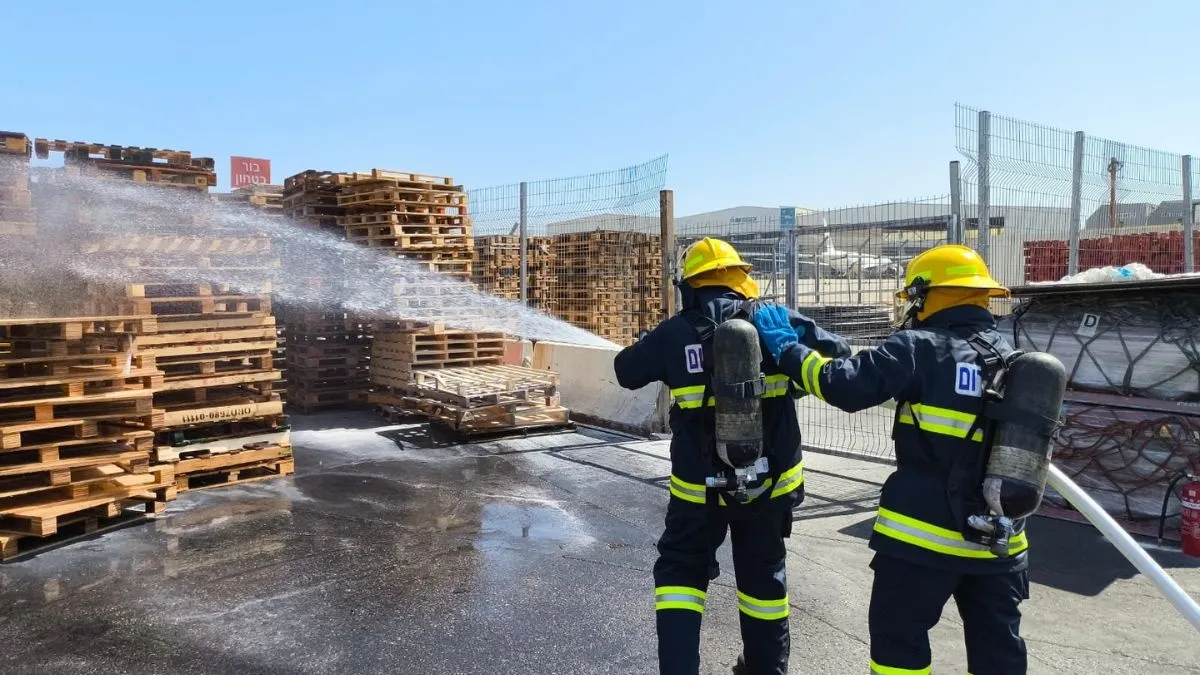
80 281 292 491
0 316 175 561
549 231 645 345
281 170 346 235
47 136 296 492
366 319 570 438
277 306 370 413
372 364 569 439
633 235 664 335
0 131 34 237
472 235 557 310
277 169 370 411
336 169 473 282
34 138 217 191
368 320 504 388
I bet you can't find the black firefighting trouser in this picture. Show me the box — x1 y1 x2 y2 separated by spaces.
653 494 793 675
868 553 1030 675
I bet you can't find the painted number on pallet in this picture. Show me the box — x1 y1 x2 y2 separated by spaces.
179 406 255 425
1076 313 1100 338
955 362 982 397
685 344 704 374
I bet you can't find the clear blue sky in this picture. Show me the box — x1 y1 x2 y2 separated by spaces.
5 1 1198 216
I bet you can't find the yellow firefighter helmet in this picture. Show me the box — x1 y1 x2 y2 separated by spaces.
678 237 752 282
896 244 1009 300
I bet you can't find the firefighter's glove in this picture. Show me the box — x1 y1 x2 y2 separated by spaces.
751 304 803 363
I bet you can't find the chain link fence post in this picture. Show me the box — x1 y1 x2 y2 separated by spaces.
1067 131 1086 275
1184 155 1194 273
976 109 992 266
518 181 528 305
949 160 962 244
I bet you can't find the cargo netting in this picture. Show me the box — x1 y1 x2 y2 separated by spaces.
1003 286 1200 525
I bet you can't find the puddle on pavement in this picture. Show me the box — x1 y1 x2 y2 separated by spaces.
476 502 595 550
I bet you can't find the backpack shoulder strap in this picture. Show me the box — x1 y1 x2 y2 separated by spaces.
680 300 761 398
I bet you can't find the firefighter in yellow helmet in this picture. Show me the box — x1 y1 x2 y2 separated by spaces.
749 244 1031 674
614 237 851 674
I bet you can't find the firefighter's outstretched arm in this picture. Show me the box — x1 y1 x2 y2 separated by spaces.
751 305 919 412
613 323 668 390
785 308 853 359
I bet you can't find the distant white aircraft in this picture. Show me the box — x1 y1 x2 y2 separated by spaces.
814 220 896 278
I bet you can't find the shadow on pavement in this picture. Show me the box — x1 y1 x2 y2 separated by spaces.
835 513 1200 597
286 408 386 432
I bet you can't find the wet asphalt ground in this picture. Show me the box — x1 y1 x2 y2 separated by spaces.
0 410 1196 674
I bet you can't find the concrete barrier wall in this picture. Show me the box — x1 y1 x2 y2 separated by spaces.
530 340 663 434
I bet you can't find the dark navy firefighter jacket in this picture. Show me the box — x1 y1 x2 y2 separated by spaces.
614 286 852 510
776 304 1029 574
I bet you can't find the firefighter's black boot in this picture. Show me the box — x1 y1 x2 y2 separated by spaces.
731 654 747 675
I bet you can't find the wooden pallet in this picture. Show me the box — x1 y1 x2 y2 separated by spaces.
283 169 350 194
0 367 161 403
0 429 153 466
0 464 173 537
1 132 31 157
155 413 289 450
151 351 274 384
87 293 272 318
0 504 154 562
0 419 101 451
396 365 557 407
66 160 215 190
176 457 295 492
340 212 469 228
153 381 279 412
337 189 467 212
0 315 157 340
154 429 290 463
371 394 571 438
335 169 458 187
372 330 503 363
286 388 367 414
33 139 206 167
103 281 274 299
160 400 284 429
171 442 292 483
0 389 157 427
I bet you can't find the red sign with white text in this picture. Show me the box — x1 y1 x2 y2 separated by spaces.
230 156 271 188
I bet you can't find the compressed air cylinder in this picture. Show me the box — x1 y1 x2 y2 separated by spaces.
712 317 764 468
982 351 1068 520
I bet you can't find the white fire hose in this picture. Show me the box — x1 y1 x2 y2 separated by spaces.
1046 463 1200 632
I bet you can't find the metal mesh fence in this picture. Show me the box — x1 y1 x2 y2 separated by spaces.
468 155 669 346
955 104 1192 292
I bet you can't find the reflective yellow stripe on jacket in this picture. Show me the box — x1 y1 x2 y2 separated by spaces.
669 475 707 504
896 403 983 442
795 351 830 400
873 507 1029 559
669 374 791 409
